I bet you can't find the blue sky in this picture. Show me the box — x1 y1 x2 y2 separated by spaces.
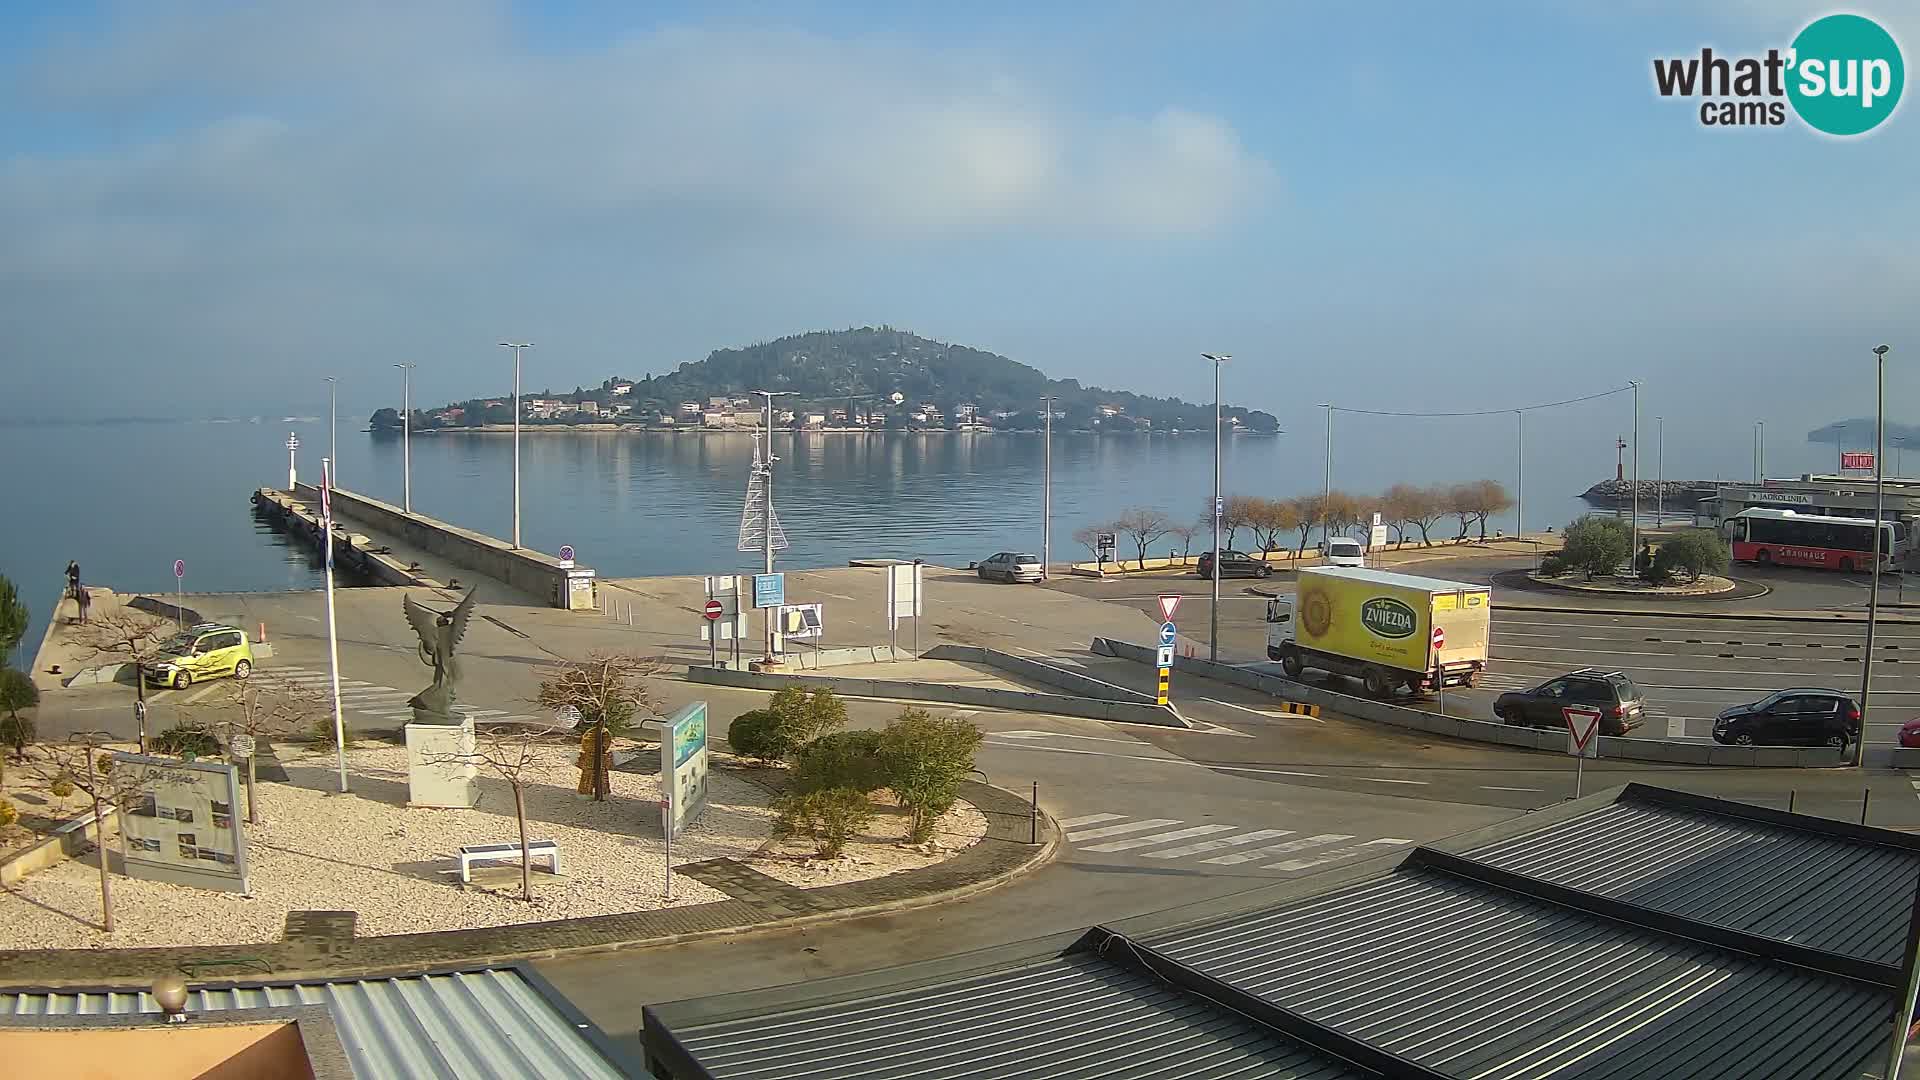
2 2 1915 482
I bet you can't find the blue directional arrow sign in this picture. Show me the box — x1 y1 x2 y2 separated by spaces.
1159 621 1178 648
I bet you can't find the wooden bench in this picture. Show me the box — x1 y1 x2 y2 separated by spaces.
457 840 560 883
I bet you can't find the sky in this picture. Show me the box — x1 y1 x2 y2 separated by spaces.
2 1 1917 484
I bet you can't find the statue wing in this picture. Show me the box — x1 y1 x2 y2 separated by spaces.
402 594 440 653
446 588 479 651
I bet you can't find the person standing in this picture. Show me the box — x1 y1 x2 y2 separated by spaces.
65 561 81 621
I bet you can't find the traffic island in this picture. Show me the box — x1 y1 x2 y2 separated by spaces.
1524 570 1739 597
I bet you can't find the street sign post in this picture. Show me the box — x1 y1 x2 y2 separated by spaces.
1563 704 1603 797
752 572 785 609
1096 532 1115 570
1431 625 1445 652
1160 622 1178 648
558 545 575 569
703 600 723 620
1157 620 1178 705
1157 594 1183 622
1431 624 1449 716
884 563 924 657
133 699 148 755
173 559 186 630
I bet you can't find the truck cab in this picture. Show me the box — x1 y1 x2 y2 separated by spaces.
1266 597 1296 653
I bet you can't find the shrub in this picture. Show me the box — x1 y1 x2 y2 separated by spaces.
153 720 220 759
1561 515 1633 579
1653 530 1730 583
726 709 790 762
49 774 74 798
772 788 874 858
767 687 848 745
1537 553 1569 577
308 713 355 747
0 798 15 828
876 710 984 843
0 668 37 755
790 730 884 795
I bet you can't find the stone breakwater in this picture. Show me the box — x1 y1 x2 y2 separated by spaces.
1579 478 1717 505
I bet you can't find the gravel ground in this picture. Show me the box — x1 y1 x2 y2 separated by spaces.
0 741 983 949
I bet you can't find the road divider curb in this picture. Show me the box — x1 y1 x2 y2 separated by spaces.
1089 637 1846 769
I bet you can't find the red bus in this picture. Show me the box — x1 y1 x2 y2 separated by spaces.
1726 508 1904 572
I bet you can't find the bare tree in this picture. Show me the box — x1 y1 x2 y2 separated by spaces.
71 609 174 752
536 652 663 801
1322 491 1364 546
189 679 325 824
1444 483 1478 541
1218 496 1257 550
25 733 129 931
1404 485 1449 547
1379 484 1425 547
1072 523 1110 569
1242 497 1283 553
1112 508 1173 570
1287 494 1326 557
420 722 566 902
1456 479 1514 539
1166 521 1200 564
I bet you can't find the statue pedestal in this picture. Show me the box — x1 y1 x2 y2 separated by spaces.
406 720 477 808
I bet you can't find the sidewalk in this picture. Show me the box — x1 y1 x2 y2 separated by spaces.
1070 534 1561 577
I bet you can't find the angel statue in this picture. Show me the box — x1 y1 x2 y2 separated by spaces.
403 589 479 723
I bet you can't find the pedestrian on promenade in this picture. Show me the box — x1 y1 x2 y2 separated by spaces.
65 560 80 600
74 584 91 625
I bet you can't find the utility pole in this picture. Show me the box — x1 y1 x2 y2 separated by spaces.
1656 416 1664 524
1202 355 1230 662
1319 403 1333 499
1040 395 1056 580
1629 381 1641 574
395 362 415 512
326 378 337 488
1514 410 1524 539
1860 345 1892 770
499 343 532 548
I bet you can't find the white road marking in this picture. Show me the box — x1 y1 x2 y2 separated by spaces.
1204 834 1354 866
1084 824 1240 853
1058 813 1126 829
1067 818 1182 842
1481 785 1546 793
1266 837 1413 872
1354 776 1429 786
1145 829 1296 859
1203 698 1326 724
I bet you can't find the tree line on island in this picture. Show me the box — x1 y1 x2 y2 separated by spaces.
1076 480 1518 569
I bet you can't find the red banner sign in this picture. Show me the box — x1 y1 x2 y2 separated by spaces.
1842 452 1876 470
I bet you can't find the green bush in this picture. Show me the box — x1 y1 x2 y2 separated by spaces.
1537 553 1569 577
1561 515 1633 579
308 713 356 747
726 709 789 762
0 798 16 828
0 668 37 752
790 729 884 794
768 687 848 744
1653 529 1730 583
876 710 984 843
49 774 74 798
772 787 874 858
153 720 220 759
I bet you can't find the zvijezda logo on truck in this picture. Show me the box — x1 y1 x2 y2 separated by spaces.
1360 598 1417 639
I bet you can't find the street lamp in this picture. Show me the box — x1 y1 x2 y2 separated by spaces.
498 343 532 548
394 362 415 513
1655 416 1664 524
1896 436 1907 477
1202 354 1230 662
1858 344 1892 770
1318 403 1332 500
754 390 801 663
1514 410 1524 539
1040 395 1056 581
325 377 337 488
1628 381 1641 572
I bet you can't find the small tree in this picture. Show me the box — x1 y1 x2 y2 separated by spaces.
1112 508 1172 570
875 710 984 843
190 677 324 824
420 722 563 902
1218 496 1256 550
1322 491 1364 546
0 574 27 663
0 668 37 783
1244 498 1290 553
772 788 874 858
71 609 175 751
790 729 885 794
25 733 127 931
1379 484 1424 547
1653 530 1730 583
1456 479 1514 540
1288 494 1326 556
1072 523 1110 569
1167 522 1200 564
536 652 664 801
1403 485 1448 547
1562 515 1634 579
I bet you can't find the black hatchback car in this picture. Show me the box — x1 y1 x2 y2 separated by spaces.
1494 669 1645 737
1713 689 1861 748
1197 550 1273 579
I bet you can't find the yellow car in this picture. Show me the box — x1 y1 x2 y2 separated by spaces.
146 623 255 689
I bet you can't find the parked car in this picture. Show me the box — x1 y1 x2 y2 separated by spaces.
1900 717 1920 749
1197 550 1273 579
1321 537 1365 567
1494 668 1645 736
976 552 1044 583
146 623 255 689
1712 689 1860 748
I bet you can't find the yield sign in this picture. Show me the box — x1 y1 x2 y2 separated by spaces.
1563 705 1603 759
1157 594 1183 622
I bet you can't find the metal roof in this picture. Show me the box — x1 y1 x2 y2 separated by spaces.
1461 797 1920 965
1144 864 1890 1080
1299 566 1490 595
0 967 635 1080
659 951 1366 1080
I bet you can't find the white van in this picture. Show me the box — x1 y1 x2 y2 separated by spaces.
1321 536 1365 567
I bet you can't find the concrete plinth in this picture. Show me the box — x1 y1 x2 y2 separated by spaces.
406 721 478 808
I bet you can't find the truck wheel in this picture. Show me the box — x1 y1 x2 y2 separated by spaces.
1266 646 1282 662
1462 669 1480 689
1280 649 1304 678
1362 667 1392 698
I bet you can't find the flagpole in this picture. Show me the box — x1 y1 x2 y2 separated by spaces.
322 458 348 793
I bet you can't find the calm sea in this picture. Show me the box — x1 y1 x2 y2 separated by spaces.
2 416 1700 663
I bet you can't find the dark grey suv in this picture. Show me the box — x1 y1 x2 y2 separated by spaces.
1494 669 1645 737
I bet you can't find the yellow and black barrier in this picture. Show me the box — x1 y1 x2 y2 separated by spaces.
1275 700 1321 718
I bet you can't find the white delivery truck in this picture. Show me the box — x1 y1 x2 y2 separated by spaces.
1266 566 1491 698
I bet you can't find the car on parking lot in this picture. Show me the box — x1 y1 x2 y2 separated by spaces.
145 623 255 689
1712 689 1860 749
1321 537 1365 567
976 552 1044 583
1196 550 1273 579
1493 668 1645 736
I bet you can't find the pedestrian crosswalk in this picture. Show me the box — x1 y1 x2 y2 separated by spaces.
253 665 540 727
1058 812 1413 873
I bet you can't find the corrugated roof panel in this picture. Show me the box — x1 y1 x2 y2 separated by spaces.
1145 867 1889 1080
1460 801 1920 964
0 968 629 1080
672 951 1369 1080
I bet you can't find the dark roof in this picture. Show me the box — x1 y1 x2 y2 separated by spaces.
644 785 1917 1080
651 951 1368 1080
1456 792 1920 965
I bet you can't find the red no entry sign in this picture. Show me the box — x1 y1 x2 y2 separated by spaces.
703 600 724 621
1431 625 1445 651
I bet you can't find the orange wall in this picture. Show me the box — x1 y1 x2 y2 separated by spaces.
0 1022 317 1080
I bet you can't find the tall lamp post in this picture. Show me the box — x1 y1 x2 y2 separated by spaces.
394 362 415 512
1202 355 1230 662
1858 344 1892 771
325 377 337 488
1759 421 1766 482
1655 416 1664 524
1629 381 1641 572
1318 403 1333 500
1040 395 1056 580
1514 410 1524 539
498 343 532 548
755 391 800 663
1896 436 1907 478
